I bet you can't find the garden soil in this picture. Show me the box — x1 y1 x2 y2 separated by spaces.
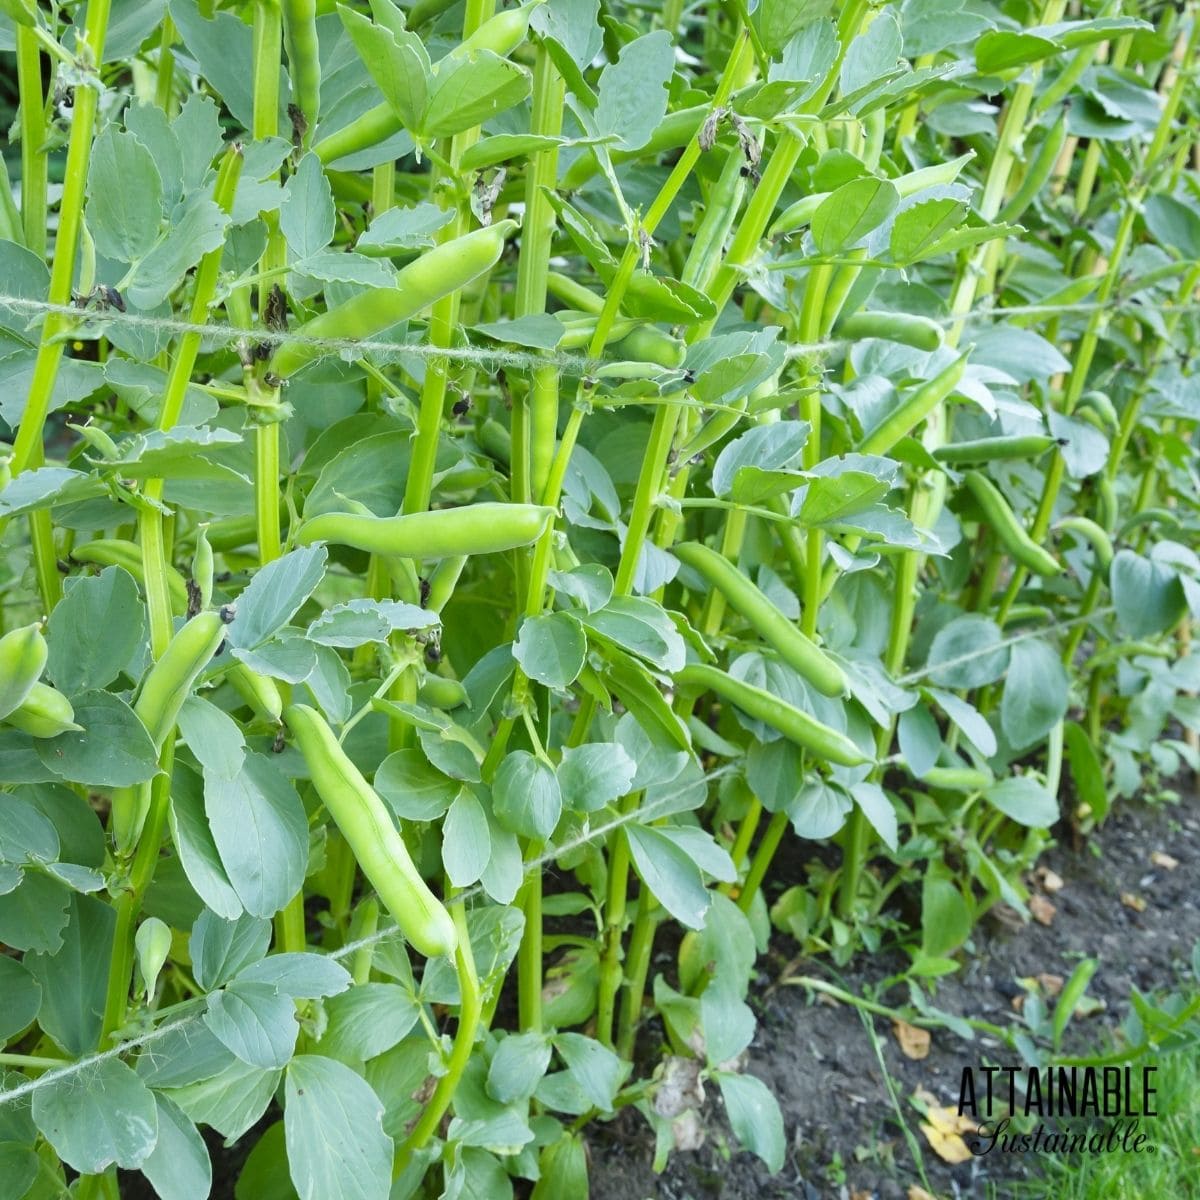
585 796 1200 1200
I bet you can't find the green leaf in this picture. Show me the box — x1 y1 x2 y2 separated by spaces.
592 30 674 150
204 980 300 1069
125 191 232 310
1144 193 1200 260
442 789 492 888
46 567 145 694
473 313 566 349
280 153 334 260
548 563 614 614
339 4 429 131
716 1072 785 1172
32 1058 158 1174
228 547 328 649
190 910 272 992
237 953 352 999
36 690 158 788
0 954 41 1041
1111 550 1186 638
177 695 246 783
285 1056 392 1200
204 754 308 919
513 612 587 689
493 751 562 839
625 823 710 929
553 1033 627 1113
787 779 853 838
812 177 899 255
558 742 637 813
487 1031 552 1104
701 978 755 1065
581 596 685 672
711 421 809 498
928 687 997 758
975 29 1061 74
375 749 459 821
169 763 244 920
1000 639 1068 751
841 9 902 95
86 126 163 263
0 874 70 955
984 776 1059 827
890 195 969 263
899 704 942 777
921 866 970 955
358 202 454 252
141 1094 212 1200
0 793 59 864
1064 720 1108 823
317 983 421 1062
925 614 1009 688
424 52 531 139
851 780 898 852
164 1059 282 1142
530 1132 589 1200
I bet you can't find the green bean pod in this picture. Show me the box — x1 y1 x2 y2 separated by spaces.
269 221 519 379
682 144 746 293
135 612 228 750
423 556 467 614
419 675 469 710
298 502 555 559
609 325 687 368
228 663 284 723
5 683 79 738
286 704 458 958
442 0 540 64
1055 516 1114 569
674 663 869 767
673 542 846 697
0 622 48 721
836 311 943 351
72 540 189 614
963 472 1061 578
858 352 969 456
283 0 321 145
997 118 1067 225
933 434 1059 464
922 766 993 791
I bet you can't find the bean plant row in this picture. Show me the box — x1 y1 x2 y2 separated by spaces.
0 0 1196 1195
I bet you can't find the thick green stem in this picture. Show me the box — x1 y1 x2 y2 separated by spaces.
10 0 113 611
17 27 48 258
738 810 788 914
393 903 479 1177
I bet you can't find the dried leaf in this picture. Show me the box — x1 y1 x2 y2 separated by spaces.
654 1055 704 1118
908 1189 940 1200
1121 892 1147 913
1029 894 1056 925
892 1019 931 1060
1036 973 1064 996
1151 851 1180 871
1034 867 1065 893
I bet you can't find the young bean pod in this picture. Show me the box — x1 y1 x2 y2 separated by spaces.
997 118 1067 225
674 663 869 767
858 352 969 456
285 704 458 958
5 682 78 738
283 0 321 144
836 310 943 351
0 622 48 721
673 542 846 697
1055 516 1114 569
963 471 1062 577
135 611 228 750
297 502 556 560
933 434 1058 464
269 221 519 380
72 540 189 614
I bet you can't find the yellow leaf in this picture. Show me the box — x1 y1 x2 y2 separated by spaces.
892 1018 931 1060
1151 851 1179 871
1121 892 1147 913
920 1121 973 1164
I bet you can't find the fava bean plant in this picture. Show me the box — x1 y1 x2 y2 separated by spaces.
0 0 1197 1195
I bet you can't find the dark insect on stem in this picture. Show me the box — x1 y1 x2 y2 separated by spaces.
452 392 472 417
186 579 201 619
420 578 432 606
272 728 287 754
288 102 308 148
265 285 289 333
